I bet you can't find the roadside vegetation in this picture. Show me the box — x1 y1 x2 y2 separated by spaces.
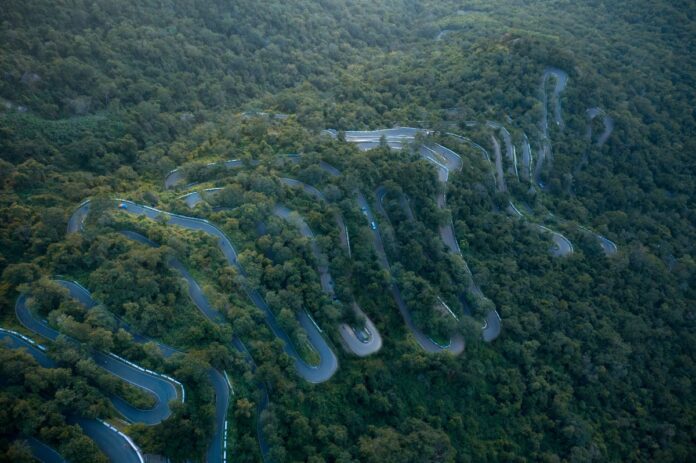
1 0 695 461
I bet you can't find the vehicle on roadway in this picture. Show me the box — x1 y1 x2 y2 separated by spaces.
370 221 377 230
118 202 128 209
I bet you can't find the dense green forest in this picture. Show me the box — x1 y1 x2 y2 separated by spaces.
1 0 695 462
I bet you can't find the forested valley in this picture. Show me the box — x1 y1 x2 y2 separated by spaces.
1 1 694 462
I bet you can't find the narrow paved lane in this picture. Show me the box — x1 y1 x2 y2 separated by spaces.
325 127 431 151
280 177 350 250
321 145 501 343
26 437 66 463
491 135 507 192
586 107 614 146
411 143 501 342
15 292 180 425
509 202 574 257
577 225 618 256
74 418 144 463
165 159 251 189
120 231 261 463
536 67 568 182
273 202 382 357
357 192 465 354
537 225 574 257
319 157 465 352
521 134 533 181
0 329 144 463
70 200 338 383
541 67 569 134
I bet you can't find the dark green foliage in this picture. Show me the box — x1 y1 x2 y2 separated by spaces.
1 0 695 462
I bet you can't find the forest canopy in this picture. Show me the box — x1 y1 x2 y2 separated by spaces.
1 1 694 462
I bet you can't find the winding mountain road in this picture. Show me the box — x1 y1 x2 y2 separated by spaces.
318 160 465 351
118 231 244 463
521 134 533 181
491 135 507 192
329 134 502 342
280 177 352 252
596 234 618 255
356 191 465 354
413 143 502 341
74 418 144 463
26 437 66 463
179 188 223 208
180 165 381 358
542 67 569 133
486 121 518 179
586 107 614 146
0 328 145 463
508 202 574 257
15 289 180 425
165 160 248 189
577 225 618 256
272 203 382 357
69 200 338 384
57 272 179 357
325 127 430 151
535 67 569 184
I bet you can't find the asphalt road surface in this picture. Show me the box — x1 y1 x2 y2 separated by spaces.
27 437 66 463
537 225 574 257
165 159 252 189
280 177 350 251
357 192 464 354
71 199 338 383
121 231 259 463
273 203 382 357
0 329 144 463
74 418 144 463
413 142 502 342
491 135 507 192
323 149 499 344
586 107 614 146
15 291 179 425
541 67 569 134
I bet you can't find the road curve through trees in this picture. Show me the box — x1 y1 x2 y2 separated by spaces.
324 127 431 151
316 161 465 352
278 177 350 252
165 158 287 190
521 133 533 181
278 177 382 356
0 328 145 463
15 287 181 425
486 121 518 180
25 437 66 463
66 227 229 462
586 107 614 146
536 67 569 185
356 191 465 354
165 160 249 190
74 417 144 463
415 142 502 341
490 135 508 192
331 131 502 342
375 185 466 327
118 230 255 463
508 203 574 257
69 200 338 384
541 67 569 133
576 225 618 256
444 130 574 259
272 202 383 357
181 178 382 358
